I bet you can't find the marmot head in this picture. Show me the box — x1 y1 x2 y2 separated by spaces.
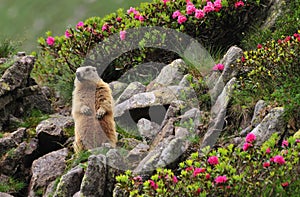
75 66 102 84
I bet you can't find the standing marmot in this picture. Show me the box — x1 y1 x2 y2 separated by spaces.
72 66 117 153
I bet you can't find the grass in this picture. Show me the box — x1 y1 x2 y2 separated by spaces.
0 177 26 193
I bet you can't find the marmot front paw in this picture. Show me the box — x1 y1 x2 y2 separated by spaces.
80 105 92 116
96 108 106 119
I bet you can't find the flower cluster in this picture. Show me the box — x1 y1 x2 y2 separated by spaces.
243 132 256 151
127 7 145 22
171 0 225 24
212 63 224 71
116 133 300 196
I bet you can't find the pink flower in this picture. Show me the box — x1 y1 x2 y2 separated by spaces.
245 133 256 143
243 143 252 151
177 15 187 24
120 30 126 40
193 168 206 176
149 180 158 190
133 176 142 182
46 36 55 46
203 1 215 13
263 162 270 168
196 188 201 194
76 21 84 29
235 1 245 8
127 7 136 14
284 36 291 42
208 156 219 165
273 155 286 165
297 37 300 42
281 182 289 187
215 175 227 184
257 44 262 49
172 175 178 183
102 24 109 31
65 30 71 38
205 173 211 180
138 15 145 22
266 147 271 154
278 39 282 44
162 0 170 5
116 17 122 22
195 9 205 19
294 33 300 38
282 140 288 148
241 56 246 62
186 3 196 15
186 166 194 171
214 0 222 12
296 139 300 143
212 63 224 71
172 10 181 19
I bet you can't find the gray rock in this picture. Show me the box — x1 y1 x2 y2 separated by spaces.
109 81 128 101
0 192 14 197
29 148 69 196
151 118 176 148
0 128 26 156
261 0 285 29
137 118 160 142
179 108 201 131
157 137 186 167
0 55 51 130
44 181 56 197
106 149 127 195
116 81 146 104
147 59 187 91
80 154 107 197
36 114 73 154
250 107 285 146
126 143 150 169
117 138 141 150
209 46 243 104
240 100 266 136
134 137 173 175
54 166 84 197
201 77 237 149
175 127 189 139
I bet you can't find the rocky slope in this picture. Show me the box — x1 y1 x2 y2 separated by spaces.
0 44 289 196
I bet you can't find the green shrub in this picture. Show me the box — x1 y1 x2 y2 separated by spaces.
34 0 269 102
116 133 300 196
241 0 300 49
232 31 300 129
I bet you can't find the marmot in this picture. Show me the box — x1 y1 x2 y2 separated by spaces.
72 66 117 153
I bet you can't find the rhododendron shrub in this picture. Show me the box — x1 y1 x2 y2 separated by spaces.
116 133 300 196
35 0 267 100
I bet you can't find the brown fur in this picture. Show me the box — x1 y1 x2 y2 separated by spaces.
72 66 117 153
95 80 117 147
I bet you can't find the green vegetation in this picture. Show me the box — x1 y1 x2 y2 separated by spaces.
230 32 300 133
241 0 300 49
0 39 19 58
34 0 267 102
0 177 26 193
19 109 50 129
116 133 300 196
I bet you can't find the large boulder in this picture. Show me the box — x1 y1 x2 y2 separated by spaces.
28 148 69 196
0 54 51 130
